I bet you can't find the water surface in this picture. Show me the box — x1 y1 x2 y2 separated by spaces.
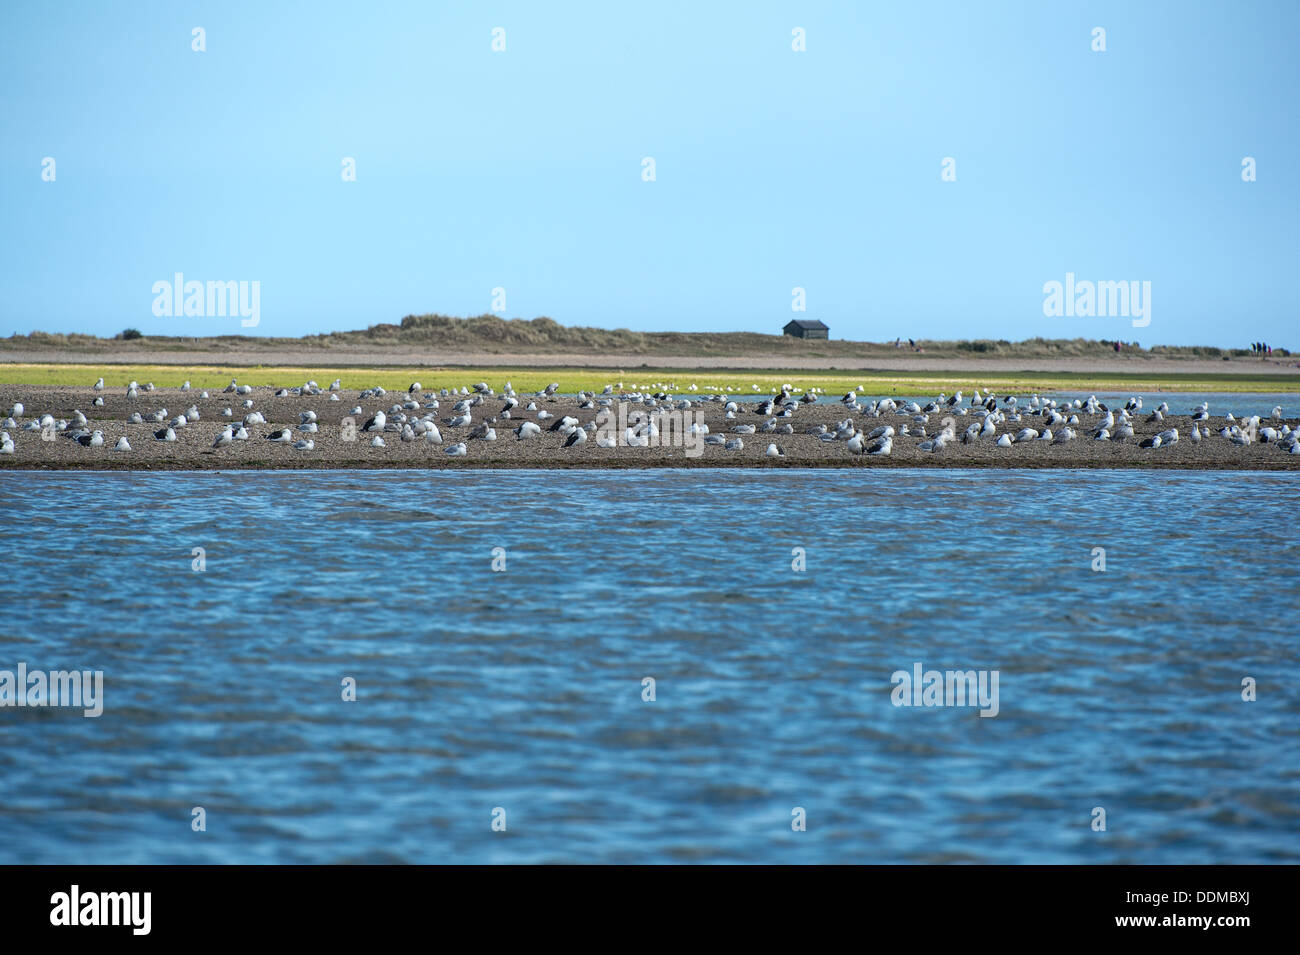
1 469 1297 863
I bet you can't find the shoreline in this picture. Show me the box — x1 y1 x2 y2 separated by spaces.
5 460 1299 472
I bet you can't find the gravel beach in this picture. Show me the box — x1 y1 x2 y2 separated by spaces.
2 384 1297 471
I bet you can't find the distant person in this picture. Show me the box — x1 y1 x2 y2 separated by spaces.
1114 341 1121 353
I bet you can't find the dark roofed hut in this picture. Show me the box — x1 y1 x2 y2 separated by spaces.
783 319 829 340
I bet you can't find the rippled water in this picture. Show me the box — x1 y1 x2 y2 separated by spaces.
1 469 1297 863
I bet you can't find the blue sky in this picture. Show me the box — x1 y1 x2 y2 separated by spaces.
2 0 1296 346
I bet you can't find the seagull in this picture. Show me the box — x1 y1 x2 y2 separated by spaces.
212 427 234 448
918 434 947 452
361 411 386 432
114 437 131 452
154 427 177 442
266 428 293 443
293 439 315 451
445 442 468 455
515 421 541 439
93 377 104 391
76 430 104 447
564 428 587 447
866 435 892 455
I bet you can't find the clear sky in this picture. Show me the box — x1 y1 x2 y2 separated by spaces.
2 1 1296 346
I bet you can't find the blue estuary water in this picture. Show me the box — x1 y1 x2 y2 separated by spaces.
1 469 1297 863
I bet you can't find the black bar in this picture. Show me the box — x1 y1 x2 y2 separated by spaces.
0 865 1274 941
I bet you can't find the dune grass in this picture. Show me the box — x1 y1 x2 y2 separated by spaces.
5 317 1288 362
1 363 1298 396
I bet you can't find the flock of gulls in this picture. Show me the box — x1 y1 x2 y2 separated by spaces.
1 376 1297 461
